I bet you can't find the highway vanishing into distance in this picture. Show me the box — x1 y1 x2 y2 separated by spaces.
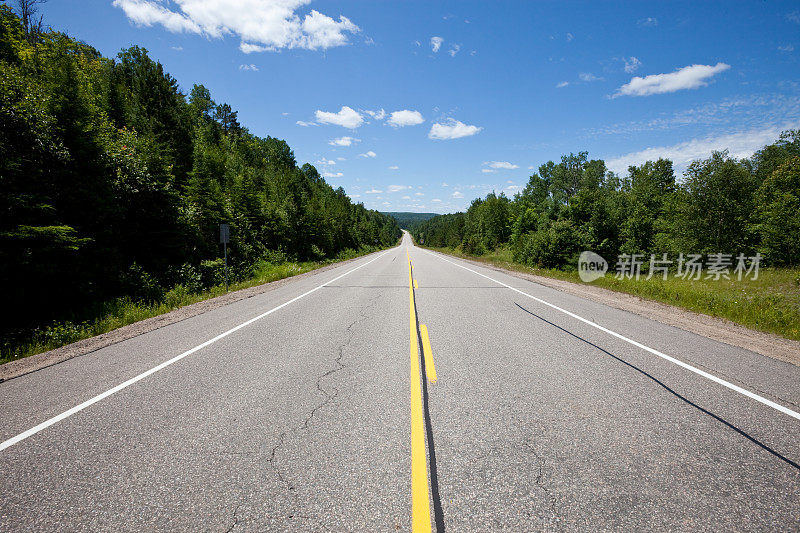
1 232 799 531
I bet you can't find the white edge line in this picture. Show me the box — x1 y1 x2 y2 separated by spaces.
419 248 800 422
0 249 395 452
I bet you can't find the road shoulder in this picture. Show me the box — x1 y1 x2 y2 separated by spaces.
425 249 800 368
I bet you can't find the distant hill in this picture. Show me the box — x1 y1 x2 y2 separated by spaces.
383 212 440 229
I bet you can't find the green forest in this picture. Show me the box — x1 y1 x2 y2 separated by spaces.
0 6 400 357
412 133 800 270
384 212 439 230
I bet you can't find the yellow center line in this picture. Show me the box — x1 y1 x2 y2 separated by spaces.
407 250 432 532
420 324 437 384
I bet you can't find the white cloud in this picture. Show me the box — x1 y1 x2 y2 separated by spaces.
441 182 448 187
430 36 444 52
365 108 386 120
239 63 258 71
778 45 794 52
452 191 464 198
281 112 290 116
528 165 536 170
579 72 602 82
388 165 399 170
614 63 730 97
359 151 377 158
605 123 798 175
337 157 345 161
484 161 519 170
301 9 360 50
415 192 424 196
315 106 363 128
113 0 360 52
387 110 425 127
322 171 343 178
788 11 800 23
402 195 411 200
448 44 460 57
638 17 658 27
584 94 800 137
566 32 574 41
296 120 316 127
623 56 641 73
329 136 360 146
428 119 482 140
316 158 335 166
481 168 496 173
350 194 360 199
365 188 382 194
171 45 184 51
113 0 201 33
240 43 268 53
556 81 569 88
387 185 409 193
432 198 442 203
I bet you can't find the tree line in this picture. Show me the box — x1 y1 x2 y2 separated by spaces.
383 212 439 230
412 132 800 270
0 6 400 339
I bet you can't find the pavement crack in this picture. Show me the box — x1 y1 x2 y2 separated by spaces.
301 291 383 430
264 292 383 517
267 431 288 482
225 504 242 533
522 440 561 523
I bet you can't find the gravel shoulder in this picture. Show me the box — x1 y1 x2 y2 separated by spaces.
429 249 800 368
0 252 381 383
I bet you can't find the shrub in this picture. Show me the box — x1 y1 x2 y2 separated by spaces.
120 263 165 303
164 284 191 308
37 320 87 347
168 262 203 293
462 235 486 256
514 220 583 268
261 249 289 264
199 258 226 287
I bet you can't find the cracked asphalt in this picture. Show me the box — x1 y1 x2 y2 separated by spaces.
1 232 799 531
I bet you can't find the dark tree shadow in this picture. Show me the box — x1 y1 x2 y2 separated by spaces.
514 302 799 472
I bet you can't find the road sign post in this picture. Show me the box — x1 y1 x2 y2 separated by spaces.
220 223 230 292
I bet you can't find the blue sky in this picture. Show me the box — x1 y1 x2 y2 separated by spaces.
40 0 800 213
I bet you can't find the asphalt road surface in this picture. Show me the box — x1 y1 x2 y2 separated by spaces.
1 232 799 532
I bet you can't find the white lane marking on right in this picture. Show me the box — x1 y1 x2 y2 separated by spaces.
0 248 396 452
420 248 800 422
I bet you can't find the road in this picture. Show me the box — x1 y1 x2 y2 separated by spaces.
1 231 799 531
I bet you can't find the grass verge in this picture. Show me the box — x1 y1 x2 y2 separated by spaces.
1 247 384 365
425 245 800 342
